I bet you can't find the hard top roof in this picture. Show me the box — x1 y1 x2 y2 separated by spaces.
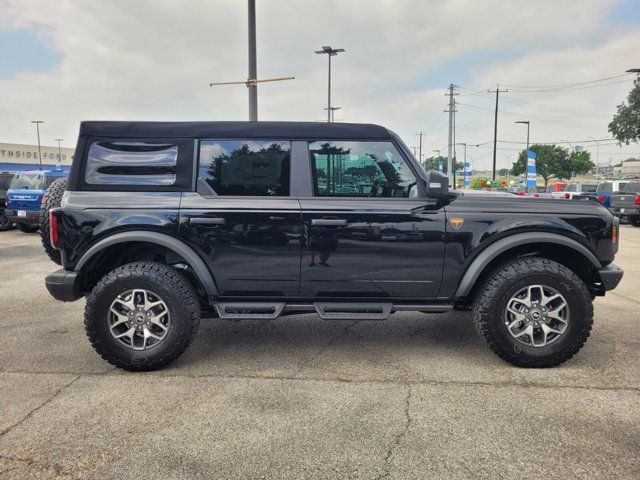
79 121 394 140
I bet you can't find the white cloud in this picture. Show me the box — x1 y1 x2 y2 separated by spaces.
0 0 638 170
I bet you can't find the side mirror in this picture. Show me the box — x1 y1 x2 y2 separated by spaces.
425 170 452 199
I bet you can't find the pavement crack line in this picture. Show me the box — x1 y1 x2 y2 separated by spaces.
0 375 79 438
377 385 412 480
295 321 356 374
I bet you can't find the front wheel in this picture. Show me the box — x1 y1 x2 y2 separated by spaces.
472 257 593 368
0 211 12 231
84 262 201 371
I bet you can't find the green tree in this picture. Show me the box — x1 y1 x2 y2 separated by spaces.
511 144 574 186
570 150 594 176
422 156 463 174
609 76 640 145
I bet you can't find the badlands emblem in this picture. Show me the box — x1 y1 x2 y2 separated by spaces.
449 218 464 230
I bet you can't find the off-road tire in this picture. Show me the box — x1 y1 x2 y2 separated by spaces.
15 223 39 233
472 257 593 368
629 215 640 227
0 211 12 231
40 177 68 264
84 262 201 371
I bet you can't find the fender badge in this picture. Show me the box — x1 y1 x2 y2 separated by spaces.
449 218 464 230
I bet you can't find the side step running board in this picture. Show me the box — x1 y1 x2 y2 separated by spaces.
215 302 285 319
314 302 392 320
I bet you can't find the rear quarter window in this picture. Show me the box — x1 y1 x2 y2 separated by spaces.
78 138 194 192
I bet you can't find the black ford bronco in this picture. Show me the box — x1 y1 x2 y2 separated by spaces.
45 121 623 371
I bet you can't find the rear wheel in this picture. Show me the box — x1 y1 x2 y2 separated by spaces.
41 177 68 264
628 215 640 227
15 223 39 233
84 262 200 371
472 257 593 368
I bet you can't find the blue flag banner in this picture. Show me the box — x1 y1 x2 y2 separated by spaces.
526 150 537 187
438 161 443 173
464 161 471 186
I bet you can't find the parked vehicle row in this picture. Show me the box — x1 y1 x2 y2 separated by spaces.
1 170 68 234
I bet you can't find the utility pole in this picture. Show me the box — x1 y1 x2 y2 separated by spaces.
209 0 295 121
445 84 458 185
315 46 345 122
416 132 426 165
30 121 44 170
488 85 508 180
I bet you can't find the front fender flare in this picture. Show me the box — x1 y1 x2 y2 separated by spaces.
74 231 219 298
454 232 601 298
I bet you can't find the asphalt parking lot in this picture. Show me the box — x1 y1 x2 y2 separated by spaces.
0 226 639 479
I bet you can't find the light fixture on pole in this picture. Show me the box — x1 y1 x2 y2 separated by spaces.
30 121 44 170
209 0 295 121
315 46 345 122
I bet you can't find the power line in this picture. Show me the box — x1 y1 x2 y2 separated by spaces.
500 73 632 90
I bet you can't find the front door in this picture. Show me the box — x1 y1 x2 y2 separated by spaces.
301 140 445 299
180 139 301 297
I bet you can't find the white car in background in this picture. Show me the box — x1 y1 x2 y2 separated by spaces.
552 182 598 200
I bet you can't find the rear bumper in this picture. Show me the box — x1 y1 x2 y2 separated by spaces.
598 263 624 291
45 269 82 302
610 207 640 216
5 208 41 225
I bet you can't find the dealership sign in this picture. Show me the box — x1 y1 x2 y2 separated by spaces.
526 150 537 187
0 148 69 161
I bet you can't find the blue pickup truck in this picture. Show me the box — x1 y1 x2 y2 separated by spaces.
5 170 68 233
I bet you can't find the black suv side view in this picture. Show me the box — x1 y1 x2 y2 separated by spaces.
45 121 623 371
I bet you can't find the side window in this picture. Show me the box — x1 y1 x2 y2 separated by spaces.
85 141 178 186
198 140 290 196
310 141 417 198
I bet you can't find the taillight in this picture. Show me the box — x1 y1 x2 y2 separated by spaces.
597 195 606 203
39 194 45 206
565 193 571 199
49 208 61 250
635 196 640 205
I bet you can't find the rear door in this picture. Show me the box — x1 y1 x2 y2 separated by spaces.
300 140 445 299
180 139 302 297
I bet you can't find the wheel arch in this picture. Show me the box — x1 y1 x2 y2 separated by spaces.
74 231 218 298
454 232 602 299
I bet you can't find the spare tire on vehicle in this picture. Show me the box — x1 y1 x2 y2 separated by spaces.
40 177 68 265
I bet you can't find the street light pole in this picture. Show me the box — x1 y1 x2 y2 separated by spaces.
315 46 345 122
30 121 44 170
515 121 530 152
588 136 600 179
247 0 257 121
54 138 63 166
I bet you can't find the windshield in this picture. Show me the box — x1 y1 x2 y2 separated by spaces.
9 173 45 190
581 184 598 193
621 182 640 193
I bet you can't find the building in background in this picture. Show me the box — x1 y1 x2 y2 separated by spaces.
0 142 74 172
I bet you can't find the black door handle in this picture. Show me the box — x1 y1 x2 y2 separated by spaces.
311 218 347 227
189 217 225 225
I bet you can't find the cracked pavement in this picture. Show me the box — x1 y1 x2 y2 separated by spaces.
0 226 639 479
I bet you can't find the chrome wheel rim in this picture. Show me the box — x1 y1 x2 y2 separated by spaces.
108 289 170 351
504 284 569 348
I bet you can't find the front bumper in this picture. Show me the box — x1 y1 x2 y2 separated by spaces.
45 269 82 302
598 263 624 291
610 207 640 217
6 209 41 225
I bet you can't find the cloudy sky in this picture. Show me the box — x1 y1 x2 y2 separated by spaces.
1 0 639 171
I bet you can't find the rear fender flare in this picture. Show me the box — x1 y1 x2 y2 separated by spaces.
74 231 218 297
